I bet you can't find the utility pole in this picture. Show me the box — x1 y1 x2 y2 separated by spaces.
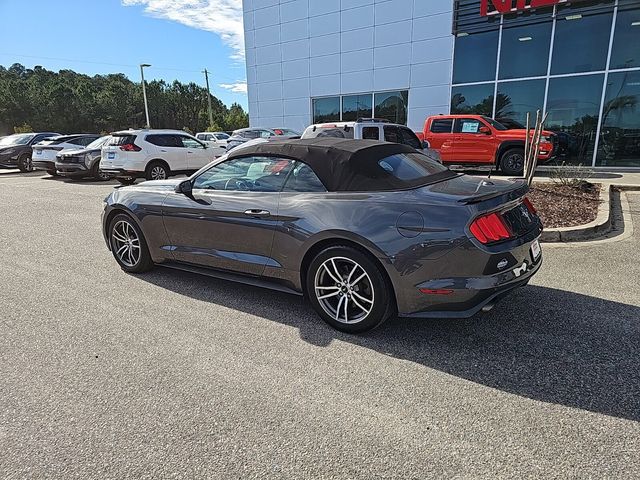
203 68 214 128
140 64 151 129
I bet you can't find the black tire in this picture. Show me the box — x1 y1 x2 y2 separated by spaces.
500 148 525 176
91 161 111 181
145 161 169 181
17 153 33 172
116 177 136 186
46 169 58 177
305 245 395 333
108 213 154 273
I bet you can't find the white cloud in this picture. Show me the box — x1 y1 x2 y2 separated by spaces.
218 81 247 94
122 0 245 60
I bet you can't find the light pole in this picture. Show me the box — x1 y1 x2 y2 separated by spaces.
203 68 214 128
140 63 151 128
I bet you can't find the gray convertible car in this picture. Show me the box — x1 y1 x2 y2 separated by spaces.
102 138 543 333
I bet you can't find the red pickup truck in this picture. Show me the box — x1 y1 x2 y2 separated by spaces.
419 115 556 175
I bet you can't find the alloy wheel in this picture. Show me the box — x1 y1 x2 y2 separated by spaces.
150 166 167 180
314 256 374 324
111 220 141 267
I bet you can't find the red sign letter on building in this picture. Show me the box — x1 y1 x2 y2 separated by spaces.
480 0 512 16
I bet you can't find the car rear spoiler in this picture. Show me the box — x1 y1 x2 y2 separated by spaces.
457 179 529 205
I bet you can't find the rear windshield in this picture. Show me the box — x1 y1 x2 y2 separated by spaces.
377 153 448 184
109 135 137 146
305 126 354 139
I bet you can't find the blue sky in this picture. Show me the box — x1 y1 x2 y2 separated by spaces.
0 0 248 109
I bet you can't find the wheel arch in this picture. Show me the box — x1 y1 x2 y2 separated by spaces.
495 140 525 166
145 158 171 174
299 235 398 309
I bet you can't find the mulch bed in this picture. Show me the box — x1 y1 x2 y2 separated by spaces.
528 181 601 228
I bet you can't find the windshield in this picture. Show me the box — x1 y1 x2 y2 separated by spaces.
482 117 508 131
86 136 110 149
0 134 34 146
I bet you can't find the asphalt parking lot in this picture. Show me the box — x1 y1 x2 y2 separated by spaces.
1 170 639 479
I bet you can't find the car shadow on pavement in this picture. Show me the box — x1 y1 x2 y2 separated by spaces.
139 269 640 422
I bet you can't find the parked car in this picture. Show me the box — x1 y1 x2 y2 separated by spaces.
101 138 543 333
420 115 556 176
99 129 215 185
0 132 60 172
301 118 441 162
195 131 230 147
226 127 301 151
55 135 112 180
32 134 102 175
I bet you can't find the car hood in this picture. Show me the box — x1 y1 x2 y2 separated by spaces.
134 179 183 189
494 129 554 140
59 147 97 157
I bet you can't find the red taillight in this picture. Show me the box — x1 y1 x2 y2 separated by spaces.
470 212 512 244
523 197 536 214
119 143 141 152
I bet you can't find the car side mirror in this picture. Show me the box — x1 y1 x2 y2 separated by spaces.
479 126 491 135
175 179 193 196
421 140 430 150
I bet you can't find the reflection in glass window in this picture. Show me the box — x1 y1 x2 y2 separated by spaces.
551 10 612 75
609 8 640 70
546 75 604 165
451 84 494 116
452 30 499 84
496 79 546 126
342 94 373 121
374 91 408 125
499 21 552 79
312 97 340 123
596 71 640 167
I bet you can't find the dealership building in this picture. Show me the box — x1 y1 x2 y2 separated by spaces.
243 0 640 167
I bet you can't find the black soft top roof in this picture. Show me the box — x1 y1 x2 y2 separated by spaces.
227 137 452 192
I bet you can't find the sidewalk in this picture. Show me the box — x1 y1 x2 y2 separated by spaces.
531 171 640 189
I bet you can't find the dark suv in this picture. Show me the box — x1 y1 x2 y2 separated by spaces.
0 132 60 171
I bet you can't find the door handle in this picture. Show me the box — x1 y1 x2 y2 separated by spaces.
160 149 168 152
244 209 270 217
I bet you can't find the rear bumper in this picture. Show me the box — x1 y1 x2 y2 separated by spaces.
32 160 55 171
100 168 141 178
400 255 542 318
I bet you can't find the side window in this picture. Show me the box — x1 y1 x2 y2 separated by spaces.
259 130 273 138
430 119 454 133
282 162 327 192
454 118 482 134
362 126 379 140
383 126 401 143
243 130 260 139
146 135 169 147
192 156 294 192
180 136 205 149
399 127 422 149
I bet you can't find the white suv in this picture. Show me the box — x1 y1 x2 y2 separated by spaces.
100 129 215 185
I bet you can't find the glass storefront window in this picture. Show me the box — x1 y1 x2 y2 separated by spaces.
374 91 408 125
312 97 340 123
609 8 640 70
495 79 546 126
551 10 613 75
452 30 499 84
451 83 494 116
596 71 640 167
342 94 373 121
546 74 605 165
499 21 552 79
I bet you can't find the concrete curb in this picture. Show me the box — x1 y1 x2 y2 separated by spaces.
540 184 611 243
